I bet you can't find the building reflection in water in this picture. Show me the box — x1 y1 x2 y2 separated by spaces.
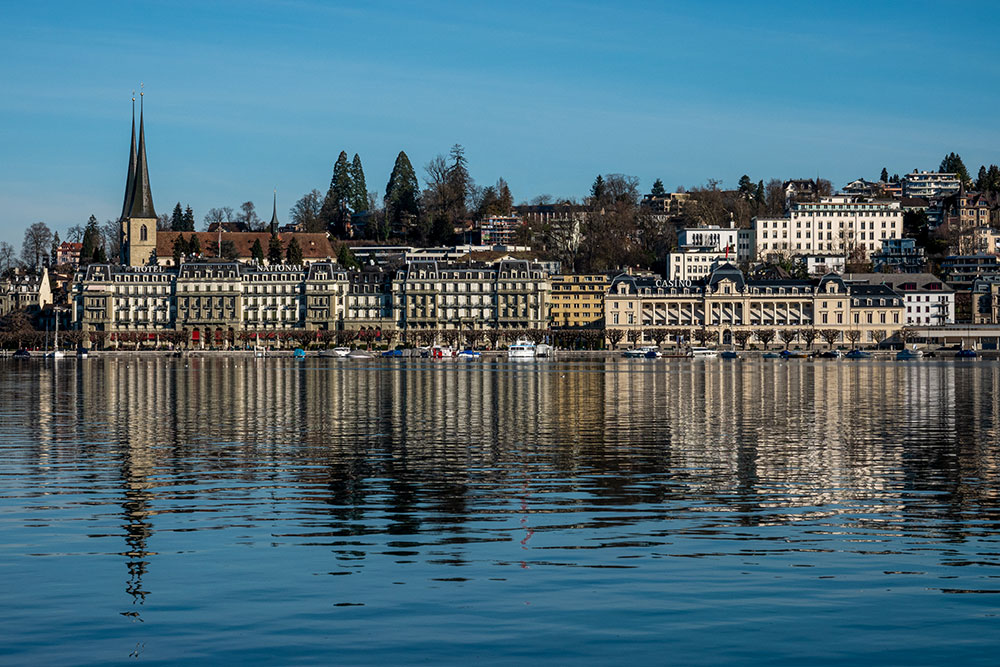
15 356 1000 601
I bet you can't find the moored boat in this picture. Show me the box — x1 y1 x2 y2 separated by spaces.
293 348 306 359
818 350 842 359
845 349 871 359
457 349 481 359
762 351 781 359
896 347 924 361
688 347 718 359
721 349 740 360
782 349 810 359
956 348 978 359
508 339 536 359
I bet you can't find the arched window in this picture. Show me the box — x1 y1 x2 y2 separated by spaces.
140 224 148 241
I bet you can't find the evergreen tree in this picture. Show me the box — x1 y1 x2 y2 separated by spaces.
285 237 303 264
350 154 368 213
321 151 353 236
189 234 201 256
880 167 889 183
650 178 666 197
497 177 513 213
384 151 420 228
183 205 195 231
50 232 60 264
172 235 188 264
737 174 754 200
250 238 264 263
170 202 184 231
80 215 101 264
939 152 970 184
267 234 283 264
337 244 359 269
590 175 606 204
756 180 765 203
93 246 107 264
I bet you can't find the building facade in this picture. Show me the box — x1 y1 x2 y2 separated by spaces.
604 265 905 347
550 274 608 328
1 268 52 317
902 171 961 200
871 238 927 273
753 195 903 262
845 273 954 326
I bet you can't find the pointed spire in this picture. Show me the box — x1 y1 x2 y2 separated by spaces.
127 87 156 219
269 189 279 234
120 94 137 220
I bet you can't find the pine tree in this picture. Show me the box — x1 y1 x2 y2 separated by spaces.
384 151 420 227
189 234 201 256
50 231 60 264
755 180 765 203
321 151 353 236
337 244 359 269
590 175 606 203
939 152 970 184
93 246 107 263
880 167 889 183
737 175 754 200
80 215 101 264
250 238 264 263
497 177 513 213
650 178 666 197
285 237 303 264
183 205 195 231
267 234 283 264
350 154 368 213
171 202 184 231
172 235 188 264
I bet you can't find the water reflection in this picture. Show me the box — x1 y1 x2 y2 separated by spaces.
3 357 1000 663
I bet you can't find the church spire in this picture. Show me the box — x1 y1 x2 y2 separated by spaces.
120 94 137 220
269 189 279 234
127 88 156 219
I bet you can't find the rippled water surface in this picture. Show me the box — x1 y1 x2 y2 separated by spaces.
3 356 1000 664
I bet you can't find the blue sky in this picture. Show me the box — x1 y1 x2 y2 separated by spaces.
2 0 999 247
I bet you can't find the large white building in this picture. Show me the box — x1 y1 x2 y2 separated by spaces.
667 225 753 280
753 196 903 262
902 171 961 200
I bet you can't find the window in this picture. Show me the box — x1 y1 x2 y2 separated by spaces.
139 225 148 241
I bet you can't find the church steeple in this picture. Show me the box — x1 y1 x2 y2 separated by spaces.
120 95 137 221
269 189 279 234
127 90 156 219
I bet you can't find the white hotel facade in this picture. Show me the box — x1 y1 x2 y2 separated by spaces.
753 195 903 262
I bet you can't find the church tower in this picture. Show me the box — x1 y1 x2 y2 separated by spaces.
120 92 157 266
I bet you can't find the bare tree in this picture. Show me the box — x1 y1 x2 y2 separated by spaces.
102 219 122 262
845 329 862 348
819 329 840 348
0 242 17 274
778 329 798 348
799 328 818 349
626 329 642 346
693 328 713 346
66 225 84 243
204 208 227 227
755 328 776 349
898 327 914 346
21 222 52 268
870 329 886 347
290 189 325 233
648 328 668 347
605 328 625 349
734 330 753 349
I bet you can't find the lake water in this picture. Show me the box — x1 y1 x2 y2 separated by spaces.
2 356 1000 665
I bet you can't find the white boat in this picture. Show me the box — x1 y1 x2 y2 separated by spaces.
535 343 554 358
624 346 660 359
347 350 373 359
688 347 718 359
896 347 924 361
254 345 268 358
45 310 65 359
44 350 66 359
508 339 536 359
332 347 351 357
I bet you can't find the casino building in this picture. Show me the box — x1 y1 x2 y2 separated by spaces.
605 264 905 347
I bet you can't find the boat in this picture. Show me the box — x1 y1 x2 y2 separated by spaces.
457 349 481 359
817 350 842 359
762 351 781 359
347 350 373 359
956 348 978 359
720 349 740 360
845 349 871 359
254 345 268 358
896 347 924 361
643 346 662 358
45 313 65 359
782 349 810 359
293 348 306 359
535 343 554 358
13 349 31 359
431 346 455 359
76 347 88 359
688 347 718 359
508 339 536 359
381 349 403 357
319 347 352 358
623 348 646 358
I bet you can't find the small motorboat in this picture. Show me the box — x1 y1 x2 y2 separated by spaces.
293 348 306 359
44 350 66 359
721 349 740 360
818 350 842 359
896 347 924 361
381 349 403 357
508 339 536 359
535 344 554 358
13 349 31 359
956 348 978 359
457 349 481 359
688 347 718 359
623 348 645 358
781 349 810 359
347 350 373 359
845 349 871 359
76 347 89 359
762 351 781 359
